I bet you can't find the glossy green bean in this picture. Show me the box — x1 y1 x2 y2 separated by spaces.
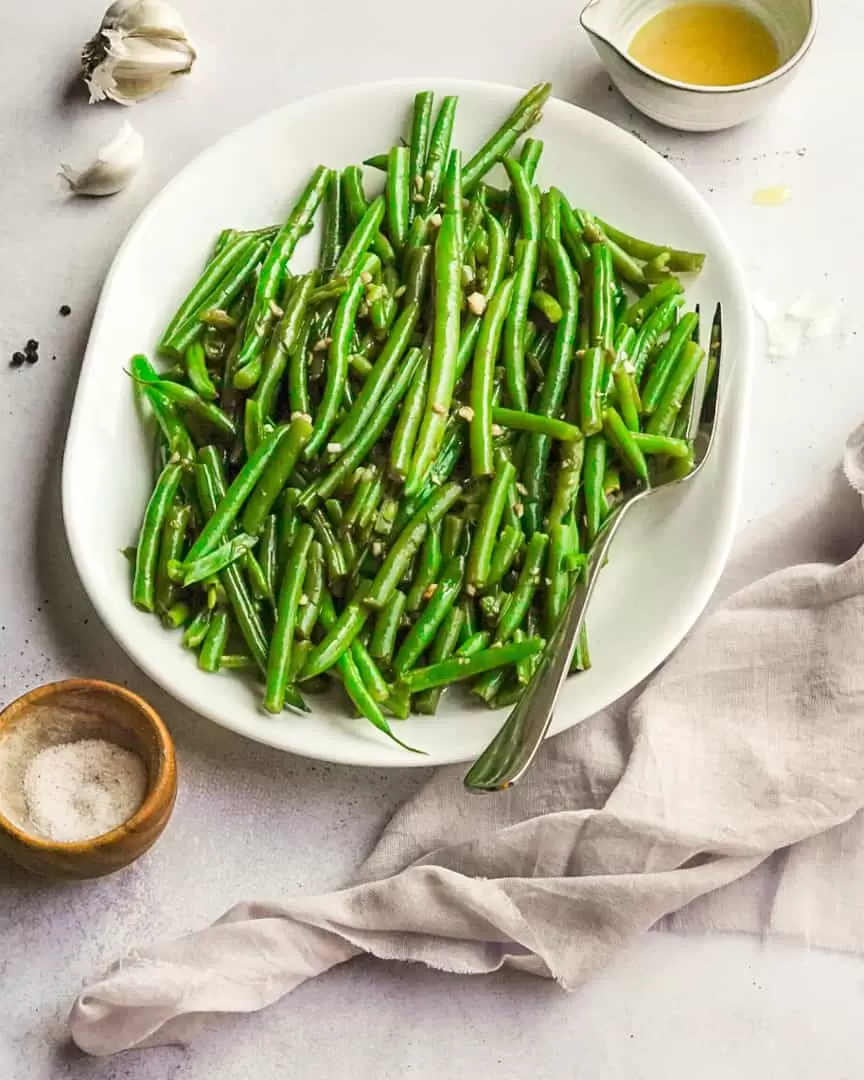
370 588 407 663
176 532 258 587
441 514 465 561
406 151 463 494
320 171 343 274
154 502 190 613
590 242 615 354
296 540 325 639
502 239 537 411
491 406 581 442
253 274 314 419
623 278 684 330
309 507 348 582
260 513 278 598
198 610 229 673
583 434 607 544
462 82 551 193
183 607 212 649
236 166 331 373
421 95 458 213
631 432 692 458
603 406 649 483
471 277 515 475
394 555 464 676
630 297 682 380
413 605 466 714
132 463 183 612
646 340 705 437
331 301 420 450
467 457 516 590
496 531 548 641
366 482 462 608
486 524 522 589
264 523 314 713
409 91 434 221
241 415 313 536
300 582 371 679
404 637 544 693
641 311 699 414
386 145 410 249
597 219 706 273
305 252 379 459
185 341 219 401
185 426 286 562
579 346 606 436
406 523 442 612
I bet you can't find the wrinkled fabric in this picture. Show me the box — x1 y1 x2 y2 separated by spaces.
68 425 864 1057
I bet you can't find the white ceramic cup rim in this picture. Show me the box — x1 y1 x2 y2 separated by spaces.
580 0 819 95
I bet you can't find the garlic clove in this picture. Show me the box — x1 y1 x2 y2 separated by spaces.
82 1 196 105
59 120 144 197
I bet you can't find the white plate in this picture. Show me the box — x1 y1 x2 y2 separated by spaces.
62 79 752 769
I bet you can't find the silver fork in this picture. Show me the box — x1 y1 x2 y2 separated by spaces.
464 304 722 793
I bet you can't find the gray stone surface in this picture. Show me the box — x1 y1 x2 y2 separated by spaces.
2 1 864 1076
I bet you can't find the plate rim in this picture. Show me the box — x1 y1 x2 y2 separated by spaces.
62 76 753 768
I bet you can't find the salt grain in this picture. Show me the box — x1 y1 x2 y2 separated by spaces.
23 738 147 844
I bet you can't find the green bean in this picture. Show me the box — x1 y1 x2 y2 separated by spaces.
320 171 343 275
394 555 464 676
351 638 391 703
301 347 423 509
467 456 516 590
305 252 379 459
603 406 649 484
403 245 432 308
132 463 183 612
260 513 278 598
341 168 394 265
630 296 681 380
309 507 348 583
239 415 313 537
529 289 563 324
243 398 263 458
176 532 258 587
183 607 212 649
548 438 584 530
252 274 314 419
288 639 312 684
521 239 578 533
491 406 581 442
339 642 423 752
331 301 420 450
406 523 442 612
413 605 466 714
646 340 705 437
162 601 191 629
623 278 684 330
185 341 219 401
220 653 256 671
264 523 314 713
277 487 299 564
503 158 540 240
406 151 463 494
597 219 705 273
574 211 646 288
590 243 615 354
196 460 274 680
441 514 465 561
496 531 548 641
198 610 229 673
471 277 515 475
421 95 457 213
455 207 508 382
366 482 462 608
167 242 268 358
583 434 608 544
579 346 606 436
296 540 325 639
335 197 386 277
236 166 331 373
641 311 699 414
502 240 537 411
404 637 543 693
462 82 551 193
159 233 258 353
456 629 490 657
409 91 434 220
154 503 190 613
133 373 235 437
369 588 406 664
631 432 692 458
300 581 371 680
386 145 410 249
185 426 285 562
486 523 522 589
356 473 385 536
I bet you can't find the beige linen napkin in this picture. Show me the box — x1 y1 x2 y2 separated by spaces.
68 424 864 1057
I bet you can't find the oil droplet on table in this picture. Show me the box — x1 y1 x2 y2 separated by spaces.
751 185 792 207
628 3 780 86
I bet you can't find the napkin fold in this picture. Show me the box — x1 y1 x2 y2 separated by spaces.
69 424 864 1057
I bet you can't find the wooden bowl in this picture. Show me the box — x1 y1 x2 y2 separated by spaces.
0 679 176 879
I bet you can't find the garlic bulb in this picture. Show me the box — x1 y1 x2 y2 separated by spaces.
82 1 196 105
59 120 144 196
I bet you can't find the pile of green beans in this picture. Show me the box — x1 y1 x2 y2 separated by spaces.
129 83 710 752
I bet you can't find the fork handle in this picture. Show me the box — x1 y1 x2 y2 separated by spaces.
463 514 623 793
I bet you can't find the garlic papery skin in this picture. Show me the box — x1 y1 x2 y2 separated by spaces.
82 1 196 105
59 121 144 197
